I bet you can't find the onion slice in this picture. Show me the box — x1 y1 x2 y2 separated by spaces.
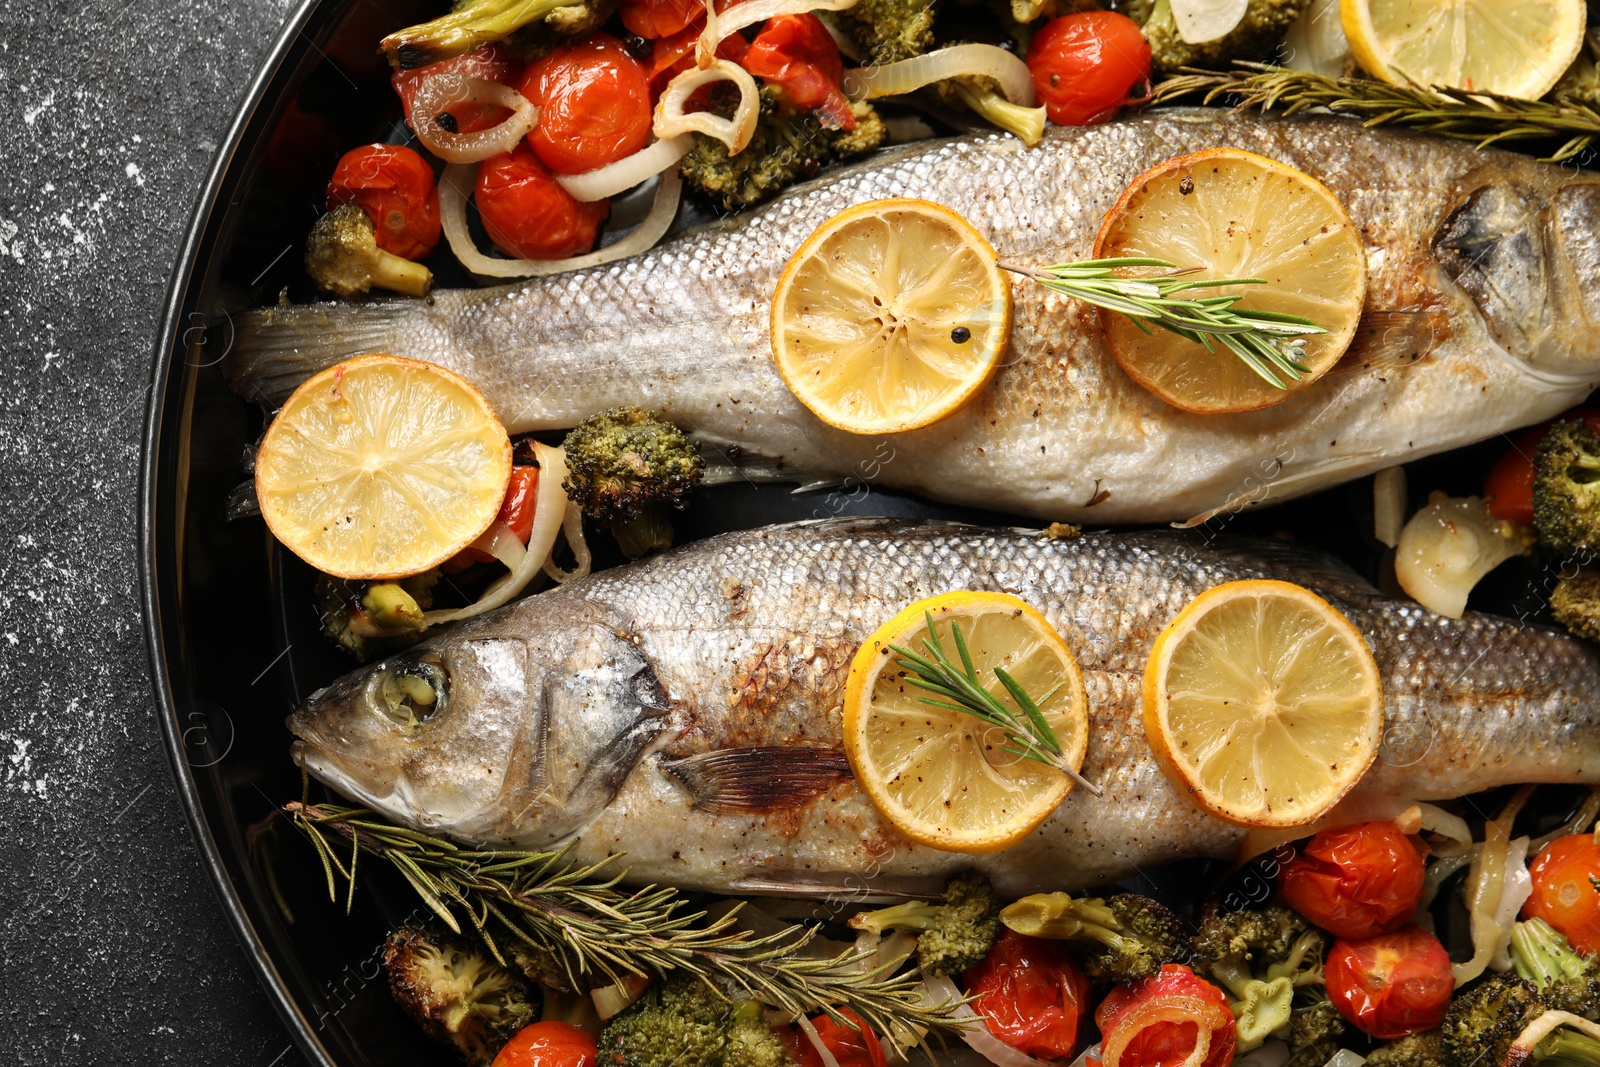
1511 1011 1600 1061
1171 0 1250 43
1455 785 1534 985
471 520 528 572
843 44 1038 107
544 498 593 583
412 74 538 163
1373 467 1406 547
654 60 760 152
699 0 859 64
440 163 683 279
1102 997 1220 1067
922 976 1056 1067
1394 492 1532 619
1237 794 1471 866
422 442 571 626
555 136 693 202
796 1014 843 1067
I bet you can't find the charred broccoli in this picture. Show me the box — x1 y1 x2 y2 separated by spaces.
1512 918 1600 1019
596 975 793 1067
1551 570 1600 643
314 571 438 662
1442 973 1545 1067
1000 891 1188 984
1285 994 1349 1067
836 0 936 63
1366 1030 1447 1067
1132 0 1311 73
381 0 613 67
1190 905 1328 1051
849 870 1001 977
384 925 538 1066
1534 421 1600 558
561 406 703 558
305 204 433 299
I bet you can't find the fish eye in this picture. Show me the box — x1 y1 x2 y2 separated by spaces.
378 652 449 729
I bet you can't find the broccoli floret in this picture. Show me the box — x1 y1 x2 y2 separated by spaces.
937 77 1047 146
1534 421 1600 559
1000 891 1188 984
305 204 432 299
1551 570 1600 643
383 925 538 1066
1442 974 1545 1067
1513 919 1600 1020
1135 0 1311 73
1367 1030 1447 1067
1285 994 1349 1067
836 0 936 63
381 0 610 67
1537 1028 1600 1067
1190 905 1328 1052
561 406 703 558
502 0 619 61
314 571 438 662
597 976 794 1067
849 871 1001 977
680 96 886 214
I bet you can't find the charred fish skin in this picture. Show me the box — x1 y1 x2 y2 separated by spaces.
288 519 1600 898
227 110 1600 525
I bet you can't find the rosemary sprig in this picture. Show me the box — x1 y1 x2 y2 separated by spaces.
999 258 1322 389
284 801 963 1044
890 612 1102 797
1148 63 1600 163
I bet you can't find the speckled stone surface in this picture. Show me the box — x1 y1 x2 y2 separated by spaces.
1 1 309 1063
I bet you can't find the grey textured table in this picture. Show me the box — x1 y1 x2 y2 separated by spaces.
2 1 309 1063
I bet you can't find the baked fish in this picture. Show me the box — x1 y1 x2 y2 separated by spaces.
227 110 1600 525
289 519 1600 897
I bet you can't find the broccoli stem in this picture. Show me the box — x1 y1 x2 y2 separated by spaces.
1538 1029 1600 1067
610 503 675 559
853 901 940 935
370 250 435 299
1515 919 1593 988
951 84 1046 147
382 0 588 66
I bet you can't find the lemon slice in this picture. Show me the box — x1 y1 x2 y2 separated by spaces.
843 591 1090 854
255 354 512 580
1094 148 1367 415
1342 0 1585 101
1143 579 1384 828
770 198 1013 436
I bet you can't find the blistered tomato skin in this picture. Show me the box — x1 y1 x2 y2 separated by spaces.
1094 964 1237 1067
1277 821 1428 938
393 45 524 135
1325 926 1454 1039
475 144 609 260
1523 833 1600 954
791 1010 887 1067
518 34 653 174
1026 12 1151 127
491 1021 597 1067
326 144 442 260
965 929 1093 1060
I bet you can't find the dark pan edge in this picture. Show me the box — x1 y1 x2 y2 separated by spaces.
139 0 338 1063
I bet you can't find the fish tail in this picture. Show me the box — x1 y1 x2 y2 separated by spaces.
221 300 420 408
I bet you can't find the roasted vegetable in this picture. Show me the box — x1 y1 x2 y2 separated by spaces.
1552 570 1600 643
848 870 1002 977
305 203 433 299
384 925 538 1066
837 0 936 63
1512 918 1600 1019
1129 0 1312 73
1440 973 1545 1067
1000 890 1188 984
1285 994 1350 1067
314 570 438 662
595 975 792 1067
1535 420 1600 558
381 0 615 67
1365 1029 1448 1067
1190 905 1327 1051
561 405 703 558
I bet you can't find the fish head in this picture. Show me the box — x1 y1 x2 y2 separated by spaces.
288 615 678 846
1433 169 1600 378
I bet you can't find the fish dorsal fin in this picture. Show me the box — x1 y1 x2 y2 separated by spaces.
662 746 853 814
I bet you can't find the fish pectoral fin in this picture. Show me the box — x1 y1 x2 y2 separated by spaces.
662 746 853 815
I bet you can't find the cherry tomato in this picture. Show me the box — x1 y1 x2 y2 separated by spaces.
445 466 540 570
620 0 705 39
1483 409 1600 524
964 929 1092 1060
393 45 524 135
475 143 609 260
326 144 441 261
491 1021 597 1067
780 1010 887 1067
518 35 653 174
1523 833 1600 954
1025 11 1151 127
742 15 854 129
1277 821 1428 939
1094 964 1237 1067
1324 925 1453 1039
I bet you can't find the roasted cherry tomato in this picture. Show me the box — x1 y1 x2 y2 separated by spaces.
742 14 854 128
779 1009 887 1067
1523 833 1600 954
1324 925 1453 1039
444 466 540 570
518 34 653 174
475 143 609 260
964 929 1092 1060
1277 821 1428 939
326 144 441 260
647 23 749 98
1094 964 1237 1067
394 44 524 135
1025 11 1151 127
491 1021 597 1067
1483 409 1600 525
620 0 705 39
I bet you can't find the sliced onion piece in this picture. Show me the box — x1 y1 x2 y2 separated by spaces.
412 74 538 163
1323 1052 1367 1067
922 976 1057 1067
1171 0 1250 44
1283 0 1351 77
471 520 528 572
1491 835 1534 972
1394 492 1532 619
1455 785 1534 985
1510 1010 1600 1061
544 498 593 583
699 0 859 64
843 44 1039 107
1237 794 1475 866
654 60 760 153
1373 466 1406 547
423 442 571 626
440 163 683 279
555 136 693 202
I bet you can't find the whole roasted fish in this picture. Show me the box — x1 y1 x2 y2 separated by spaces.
289 519 1600 897
228 110 1600 525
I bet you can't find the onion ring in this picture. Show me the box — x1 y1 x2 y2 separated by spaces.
411 73 538 163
